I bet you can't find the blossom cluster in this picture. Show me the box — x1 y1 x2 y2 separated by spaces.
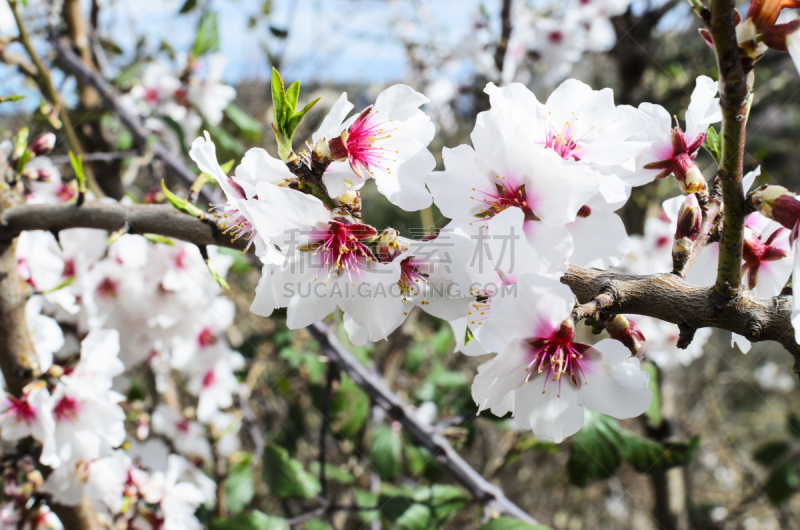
121 53 236 148
6 218 242 526
188 73 785 443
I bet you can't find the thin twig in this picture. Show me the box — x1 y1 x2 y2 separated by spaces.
6 0 103 197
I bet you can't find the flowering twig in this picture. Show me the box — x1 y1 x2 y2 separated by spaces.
6 0 103 198
708 0 751 297
50 37 217 206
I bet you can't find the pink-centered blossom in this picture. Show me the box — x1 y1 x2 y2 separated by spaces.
473 275 651 443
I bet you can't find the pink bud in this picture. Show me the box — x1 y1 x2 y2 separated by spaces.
604 315 645 357
749 184 800 238
28 133 56 156
675 193 702 243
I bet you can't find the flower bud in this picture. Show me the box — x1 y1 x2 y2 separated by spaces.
29 133 56 156
675 193 702 243
376 228 410 263
748 184 800 236
680 164 708 195
576 205 592 218
327 133 350 161
336 190 359 204
604 314 645 358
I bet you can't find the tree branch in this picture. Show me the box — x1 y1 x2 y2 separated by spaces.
709 0 750 296
50 37 217 206
306 323 539 524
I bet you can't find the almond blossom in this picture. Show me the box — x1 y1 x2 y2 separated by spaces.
630 76 722 192
317 85 436 211
473 275 651 443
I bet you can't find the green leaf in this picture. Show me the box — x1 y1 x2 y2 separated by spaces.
143 234 175 246
308 462 354 485
286 97 320 138
69 152 87 196
262 444 320 499
621 433 701 474
479 517 552 530
210 511 288 530
330 375 369 437
271 68 286 131
395 503 430 529
285 82 300 120
703 126 722 165
161 180 205 218
0 95 24 104
224 104 263 141
270 68 319 160
225 453 255 514
13 127 29 159
206 258 230 290
431 328 454 357
766 462 799 505
370 425 402 481
568 412 626 487
193 11 220 57
16 149 32 174
754 440 791 466
305 521 332 530
788 413 800 439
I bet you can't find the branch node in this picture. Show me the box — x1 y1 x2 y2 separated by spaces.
676 324 696 350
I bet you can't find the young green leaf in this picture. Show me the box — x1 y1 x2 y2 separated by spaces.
193 11 220 57
69 152 87 197
621 433 701 474
143 234 175 246
703 126 722 165
209 511 289 530
0 95 25 104
161 180 205 218
479 517 552 530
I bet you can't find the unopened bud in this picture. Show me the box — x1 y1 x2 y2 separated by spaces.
604 314 645 358
46 364 64 379
29 133 56 156
336 190 359 204
327 133 349 161
28 167 56 182
676 193 702 242
749 184 800 236
576 205 592 218
680 164 708 195
555 318 576 342
376 228 410 263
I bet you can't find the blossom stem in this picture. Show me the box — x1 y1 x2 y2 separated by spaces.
708 0 751 297
678 181 722 278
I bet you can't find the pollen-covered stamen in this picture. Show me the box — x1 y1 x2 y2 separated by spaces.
542 120 583 161
5 395 37 424
524 320 590 396
472 178 540 221
339 107 399 179
310 220 376 284
467 285 496 328
398 258 428 298
208 179 258 251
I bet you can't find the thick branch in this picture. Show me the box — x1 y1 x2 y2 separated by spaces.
709 0 749 296
562 266 800 371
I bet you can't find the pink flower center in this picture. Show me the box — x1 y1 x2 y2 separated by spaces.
202 369 216 389
208 180 257 251
343 108 398 178
6 396 36 425
144 87 160 105
197 327 218 347
472 179 539 221
62 259 75 279
53 396 81 423
399 258 427 297
96 278 118 299
176 419 191 433
542 122 582 160
311 220 376 283
525 321 589 396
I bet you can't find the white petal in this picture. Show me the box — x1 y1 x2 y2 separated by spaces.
512 381 584 443
579 339 652 419
685 75 721 140
312 92 354 145
566 211 629 269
